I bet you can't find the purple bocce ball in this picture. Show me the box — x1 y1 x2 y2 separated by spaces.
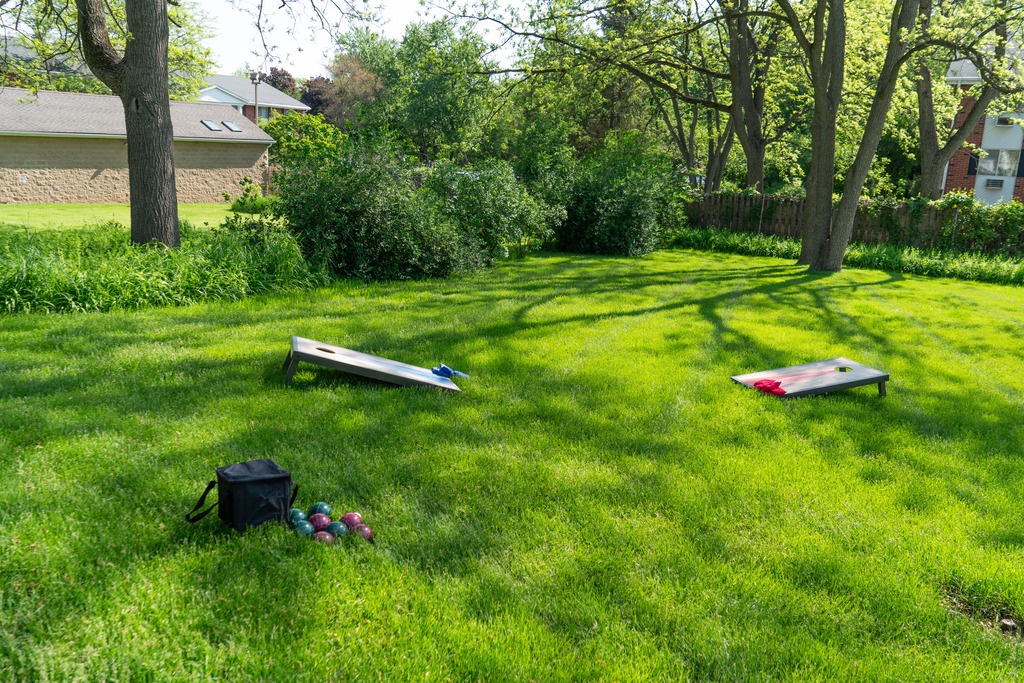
340 512 362 528
309 513 331 532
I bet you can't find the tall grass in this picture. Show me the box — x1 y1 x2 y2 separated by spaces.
671 226 1024 284
0 218 328 314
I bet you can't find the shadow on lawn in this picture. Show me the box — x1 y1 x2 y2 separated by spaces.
2 251 1023 664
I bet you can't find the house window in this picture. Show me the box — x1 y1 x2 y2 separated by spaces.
976 148 1020 176
222 121 243 132
200 119 222 131
996 115 1015 126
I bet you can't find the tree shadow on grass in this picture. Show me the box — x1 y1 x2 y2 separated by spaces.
2 251 1023 676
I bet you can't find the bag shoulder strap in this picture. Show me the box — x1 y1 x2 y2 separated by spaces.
185 480 218 524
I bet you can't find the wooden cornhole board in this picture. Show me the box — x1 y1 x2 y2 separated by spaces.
282 336 461 392
732 357 888 398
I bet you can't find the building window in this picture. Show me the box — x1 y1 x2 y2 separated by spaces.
200 119 222 131
258 106 271 120
976 148 1020 176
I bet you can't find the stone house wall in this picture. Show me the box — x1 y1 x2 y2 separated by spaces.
0 135 269 203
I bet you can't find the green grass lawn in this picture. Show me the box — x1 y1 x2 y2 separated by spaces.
0 203 233 230
2 250 1023 680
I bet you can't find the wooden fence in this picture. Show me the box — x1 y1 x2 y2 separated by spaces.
685 194 949 249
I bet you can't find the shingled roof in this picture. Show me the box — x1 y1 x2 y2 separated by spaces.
0 87 274 143
202 75 309 111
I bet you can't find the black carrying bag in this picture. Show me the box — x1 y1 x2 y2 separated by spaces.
185 458 298 533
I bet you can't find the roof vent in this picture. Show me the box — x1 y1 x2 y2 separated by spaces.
222 120 242 132
985 178 1005 189
200 119 222 131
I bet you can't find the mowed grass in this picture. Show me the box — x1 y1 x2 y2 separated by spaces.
0 203 233 230
1 250 1023 680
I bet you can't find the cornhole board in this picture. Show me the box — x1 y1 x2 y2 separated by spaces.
282 336 461 392
732 357 888 398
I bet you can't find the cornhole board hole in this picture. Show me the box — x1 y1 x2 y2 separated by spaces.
732 357 888 398
282 336 460 392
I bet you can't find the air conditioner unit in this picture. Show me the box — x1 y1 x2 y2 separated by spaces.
985 178 1005 189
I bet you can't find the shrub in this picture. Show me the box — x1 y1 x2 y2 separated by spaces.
227 177 279 215
422 160 552 260
274 134 486 280
670 226 1024 286
558 132 676 256
934 192 1024 257
0 219 327 314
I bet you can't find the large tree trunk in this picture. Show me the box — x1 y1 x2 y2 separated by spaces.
78 0 179 246
789 0 845 266
798 93 840 265
817 0 921 271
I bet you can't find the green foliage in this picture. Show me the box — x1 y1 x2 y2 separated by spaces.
1 0 214 99
260 112 349 170
506 115 580 218
274 134 485 280
422 161 552 259
0 218 325 313
227 177 279 215
558 132 676 256
701 191 1024 260
671 226 1024 285
935 192 1024 257
337 20 495 162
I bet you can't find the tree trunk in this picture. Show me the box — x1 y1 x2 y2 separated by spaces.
706 114 736 192
916 0 1002 201
816 0 921 271
725 0 769 192
917 62 943 199
78 0 179 246
792 0 845 267
917 64 996 200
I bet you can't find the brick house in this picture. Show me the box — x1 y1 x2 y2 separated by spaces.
943 60 1024 204
199 75 309 123
0 87 274 204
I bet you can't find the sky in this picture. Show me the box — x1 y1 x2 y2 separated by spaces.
204 0 441 79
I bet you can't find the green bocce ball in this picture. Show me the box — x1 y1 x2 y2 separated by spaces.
308 501 332 517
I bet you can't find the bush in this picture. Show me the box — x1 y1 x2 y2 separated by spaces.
0 219 327 314
274 134 486 280
558 133 677 256
422 160 552 260
227 177 279 215
670 226 1024 286
935 192 1024 257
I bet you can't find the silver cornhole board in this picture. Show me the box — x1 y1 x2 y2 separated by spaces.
282 336 461 392
732 357 888 398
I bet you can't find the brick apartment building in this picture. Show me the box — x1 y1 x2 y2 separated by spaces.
943 60 1024 204
0 88 274 204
